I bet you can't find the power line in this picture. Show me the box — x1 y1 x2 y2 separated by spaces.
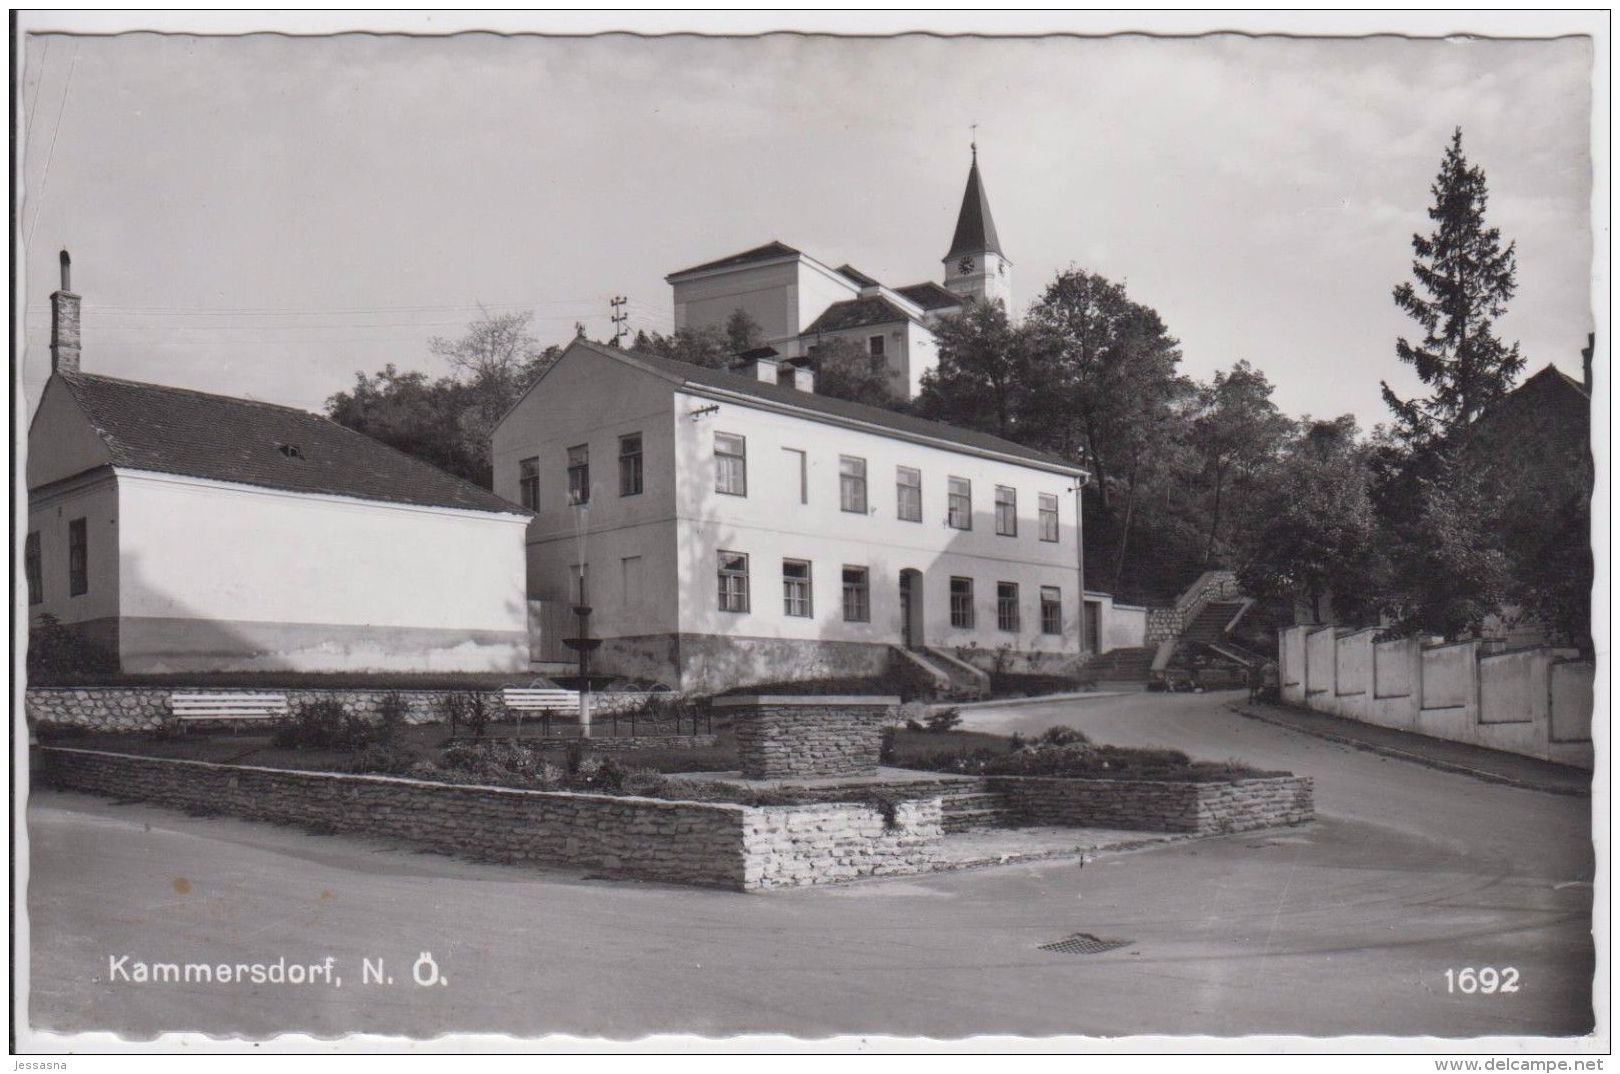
25 43 78 248
23 38 51 150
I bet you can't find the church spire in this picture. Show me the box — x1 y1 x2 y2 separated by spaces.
945 145 1003 261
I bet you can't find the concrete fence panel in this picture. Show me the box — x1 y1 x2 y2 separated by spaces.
1280 627 1307 703
1279 621 1592 770
1420 641 1477 710
1479 649 1540 725
1304 628 1338 698
1550 661 1595 744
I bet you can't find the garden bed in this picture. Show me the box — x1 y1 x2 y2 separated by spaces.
894 726 1289 783
38 746 944 891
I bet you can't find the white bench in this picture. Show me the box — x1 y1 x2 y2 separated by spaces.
170 691 289 724
501 688 581 714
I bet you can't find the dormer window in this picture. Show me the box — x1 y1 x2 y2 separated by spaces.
277 443 304 460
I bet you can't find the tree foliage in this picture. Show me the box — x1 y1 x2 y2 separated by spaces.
1237 418 1382 626
914 298 1033 440
1383 128 1524 447
806 335 896 404
327 309 560 488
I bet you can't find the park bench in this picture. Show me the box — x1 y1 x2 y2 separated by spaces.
500 687 582 714
169 691 289 728
501 686 584 737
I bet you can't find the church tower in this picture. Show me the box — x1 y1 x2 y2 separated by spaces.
942 144 1012 310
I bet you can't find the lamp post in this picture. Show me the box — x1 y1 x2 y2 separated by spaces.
560 498 601 736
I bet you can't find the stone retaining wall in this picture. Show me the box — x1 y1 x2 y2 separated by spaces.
449 734 719 753
25 687 666 734
743 798 944 889
990 775 1314 834
716 695 898 780
39 747 942 892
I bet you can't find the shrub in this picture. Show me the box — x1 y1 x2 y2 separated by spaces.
345 743 418 775
272 697 365 750
465 692 491 739
27 614 118 679
437 692 468 736
564 739 587 774
924 708 962 734
377 692 409 746
1036 725 1089 747
878 725 898 765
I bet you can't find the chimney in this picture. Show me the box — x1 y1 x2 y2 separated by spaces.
747 355 779 383
50 249 81 374
787 363 815 392
1582 332 1595 395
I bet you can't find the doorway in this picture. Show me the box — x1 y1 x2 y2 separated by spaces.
899 569 924 650
1083 600 1102 655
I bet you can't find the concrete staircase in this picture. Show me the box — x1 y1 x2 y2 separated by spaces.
937 783 1021 832
1181 600 1249 645
915 647 992 701
1084 645 1157 683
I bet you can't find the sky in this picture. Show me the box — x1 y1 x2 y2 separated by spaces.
16 24 1597 431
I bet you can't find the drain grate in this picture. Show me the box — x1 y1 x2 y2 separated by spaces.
1039 932 1134 955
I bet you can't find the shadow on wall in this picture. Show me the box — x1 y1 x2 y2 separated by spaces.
32 547 530 679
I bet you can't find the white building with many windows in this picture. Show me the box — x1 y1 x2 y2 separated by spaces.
491 337 1088 692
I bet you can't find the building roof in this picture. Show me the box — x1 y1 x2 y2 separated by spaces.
802 295 916 335
568 339 1081 473
945 154 1004 260
666 240 801 280
835 264 882 288
51 371 526 515
896 281 966 311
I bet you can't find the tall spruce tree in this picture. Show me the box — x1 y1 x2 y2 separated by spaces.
1382 128 1524 447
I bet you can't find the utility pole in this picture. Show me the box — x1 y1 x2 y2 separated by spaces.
609 295 629 347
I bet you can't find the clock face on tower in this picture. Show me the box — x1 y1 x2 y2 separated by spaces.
958 255 976 274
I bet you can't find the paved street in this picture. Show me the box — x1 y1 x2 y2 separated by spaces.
25 691 1597 1041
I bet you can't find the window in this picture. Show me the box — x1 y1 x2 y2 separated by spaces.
518 457 540 510
619 434 643 496
896 466 922 522
718 551 750 613
950 576 974 629
1041 586 1063 635
715 432 747 496
567 444 589 505
68 518 87 597
995 486 1018 537
25 531 41 606
782 559 812 617
947 476 972 530
868 335 885 358
1039 493 1060 542
997 582 1021 632
783 447 807 504
839 456 868 513
842 566 870 622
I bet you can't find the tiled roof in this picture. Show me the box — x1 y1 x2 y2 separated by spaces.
574 340 1080 472
802 295 915 334
945 156 1004 259
53 372 525 515
896 281 965 311
836 264 881 288
666 241 801 279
